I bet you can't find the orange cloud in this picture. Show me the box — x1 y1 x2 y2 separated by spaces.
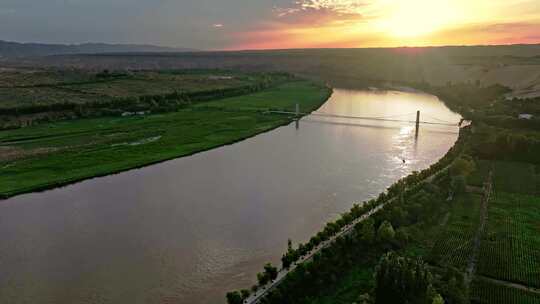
225 0 540 50
286 0 370 15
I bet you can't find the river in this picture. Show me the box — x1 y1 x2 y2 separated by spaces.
0 88 461 304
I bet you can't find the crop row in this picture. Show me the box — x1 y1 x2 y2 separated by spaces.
477 191 540 288
430 226 474 268
428 193 482 269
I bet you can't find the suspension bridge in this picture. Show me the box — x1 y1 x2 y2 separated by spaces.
268 107 461 127
267 106 463 137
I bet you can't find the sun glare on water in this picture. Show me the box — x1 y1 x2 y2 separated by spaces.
376 0 460 38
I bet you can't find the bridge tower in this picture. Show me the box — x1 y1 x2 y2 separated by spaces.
415 111 420 138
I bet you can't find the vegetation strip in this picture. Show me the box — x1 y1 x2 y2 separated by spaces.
0 78 332 198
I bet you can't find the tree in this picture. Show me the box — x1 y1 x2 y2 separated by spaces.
407 202 423 223
432 293 445 304
395 228 410 248
287 238 293 252
389 206 408 227
226 291 243 304
451 175 467 194
257 272 269 285
377 221 396 246
450 157 475 177
358 218 375 244
264 263 278 281
374 252 436 304
240 289 250 300
257 262 278 286
281 253 292 269
439 267 468 304
282 239 295 268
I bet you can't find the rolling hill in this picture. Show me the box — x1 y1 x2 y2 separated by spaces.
0 40 195 58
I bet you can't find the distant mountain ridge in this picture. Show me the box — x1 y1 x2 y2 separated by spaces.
0 40 196 57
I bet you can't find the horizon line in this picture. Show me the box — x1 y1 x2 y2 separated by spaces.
3 38 540 54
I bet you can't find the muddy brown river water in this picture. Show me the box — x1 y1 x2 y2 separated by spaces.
0 89 461 304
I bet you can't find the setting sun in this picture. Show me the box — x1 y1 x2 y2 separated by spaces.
231 0 540 50
376 0 460 38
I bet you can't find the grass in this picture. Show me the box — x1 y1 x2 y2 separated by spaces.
194 81 323 112
0 80 331 198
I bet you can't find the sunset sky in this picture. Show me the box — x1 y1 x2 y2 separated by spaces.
2 0 539 50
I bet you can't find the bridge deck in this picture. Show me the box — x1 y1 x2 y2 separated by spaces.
267 110 460 127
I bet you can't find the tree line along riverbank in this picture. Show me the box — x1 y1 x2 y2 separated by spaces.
227 81 540 304
0 70 332 198
0 69 297 129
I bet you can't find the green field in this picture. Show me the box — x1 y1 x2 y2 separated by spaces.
429 193 483 269
478 190 540 287
491 161 539 195
0 80 331 198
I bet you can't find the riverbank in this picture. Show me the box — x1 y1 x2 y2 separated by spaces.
0 80 332 199
231 81 540 304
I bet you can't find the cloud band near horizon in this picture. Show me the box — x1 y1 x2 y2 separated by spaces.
0 0 538 50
